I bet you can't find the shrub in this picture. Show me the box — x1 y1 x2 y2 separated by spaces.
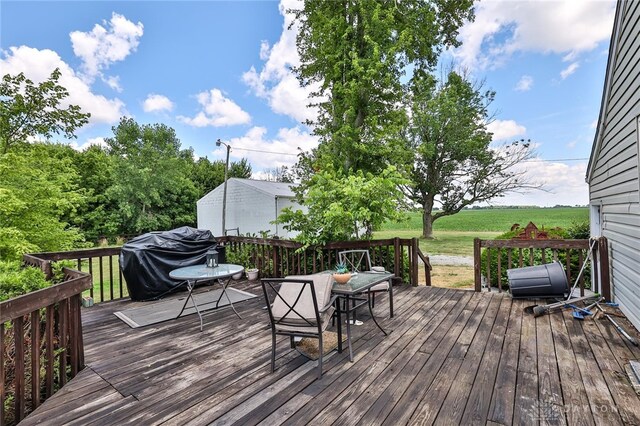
0 261 49 302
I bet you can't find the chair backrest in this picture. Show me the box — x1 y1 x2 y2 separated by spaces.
262 273 333 328
338 250 372 273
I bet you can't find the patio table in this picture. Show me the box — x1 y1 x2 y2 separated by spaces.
169 263 244 331
332 271 394 361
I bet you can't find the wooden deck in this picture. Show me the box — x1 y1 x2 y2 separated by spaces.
21 282 640 425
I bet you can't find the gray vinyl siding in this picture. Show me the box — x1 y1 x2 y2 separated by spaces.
588 0 640 331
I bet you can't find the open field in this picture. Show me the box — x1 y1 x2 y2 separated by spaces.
376 207 589 256
377 207 588 288
381 207 588 232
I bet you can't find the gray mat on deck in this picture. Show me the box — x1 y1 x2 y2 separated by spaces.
114 287 257 328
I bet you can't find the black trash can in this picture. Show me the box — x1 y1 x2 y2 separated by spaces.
507 261 569 298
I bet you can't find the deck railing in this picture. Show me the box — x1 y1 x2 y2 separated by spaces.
25 248 124 303
473 236 610 299
0 266 92 425
218 236 431 286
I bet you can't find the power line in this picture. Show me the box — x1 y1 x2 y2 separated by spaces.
231 147 300 156
229 146 589 163
522 157 588 163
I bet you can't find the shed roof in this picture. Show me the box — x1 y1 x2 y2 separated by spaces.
230 178 296 198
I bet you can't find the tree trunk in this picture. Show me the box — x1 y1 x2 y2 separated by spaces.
422 197 435 239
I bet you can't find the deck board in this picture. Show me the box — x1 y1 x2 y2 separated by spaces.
20 283 640 426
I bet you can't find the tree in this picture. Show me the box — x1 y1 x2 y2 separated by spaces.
404 71 538 239
0 69 90 154
0 144 86 260
277 166 407 247
70 144 118 240
260 166 294 183
105 118 198 234
292 0 474 174
190 156 252 199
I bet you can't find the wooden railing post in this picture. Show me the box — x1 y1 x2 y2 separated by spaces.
474 238 482 292
272 246 280 277
411 238 419 286
393 237 400 279
597 236 611 301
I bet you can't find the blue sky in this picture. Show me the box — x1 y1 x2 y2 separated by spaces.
1 0 616 206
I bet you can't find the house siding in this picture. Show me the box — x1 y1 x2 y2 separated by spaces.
588 0 640 331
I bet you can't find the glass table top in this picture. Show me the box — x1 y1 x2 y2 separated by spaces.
169 263 244 280
331 271 394 294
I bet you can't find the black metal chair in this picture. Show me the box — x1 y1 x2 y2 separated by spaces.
338 249 393 318
261 273 336 379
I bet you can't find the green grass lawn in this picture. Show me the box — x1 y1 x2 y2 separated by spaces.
375 207 588 257
381 207 588 232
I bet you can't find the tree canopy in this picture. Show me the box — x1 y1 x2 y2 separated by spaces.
0 144 86 260
0 69 90 154
292 0 473 174
404 71 538 238
277 166 407 247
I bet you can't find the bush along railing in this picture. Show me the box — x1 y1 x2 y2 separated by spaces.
219 236 431 287
473 237 610 299
25 248 125 304
1 266 92 425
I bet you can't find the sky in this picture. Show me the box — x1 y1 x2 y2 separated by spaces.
0 0 616 207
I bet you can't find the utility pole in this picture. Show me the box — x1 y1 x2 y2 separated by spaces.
216 139 231 236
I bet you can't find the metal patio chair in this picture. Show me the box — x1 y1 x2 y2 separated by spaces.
261 273 336 379
338 249 393 318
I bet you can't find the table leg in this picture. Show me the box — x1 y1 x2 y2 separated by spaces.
388 278 394 318
346 295 353 362
367 292 387 336
177 280 204 332
336 297 343 353
217 278 242 319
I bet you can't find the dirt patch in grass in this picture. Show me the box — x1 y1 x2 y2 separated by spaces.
420 264 474 289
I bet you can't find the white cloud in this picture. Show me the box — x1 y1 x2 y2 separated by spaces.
590 119 598 129
496 161 588 206
560 62 580 79
103 75 122 92
242 0 320 123
259 40 271 61
143 93 174 113
453 0 615 70
216 126 318 170
487 119 527 141
0 46 126 125
515 75 533 92
566 140 577 149
70 12 143 82
178 89 250 127
69 137 107 151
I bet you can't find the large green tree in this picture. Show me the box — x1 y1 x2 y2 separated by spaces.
70 144 118 240
105 118 199 234
404 71 538 239
190 157 252 198
0 69 90 154
0 144 86 260
292 0 473 173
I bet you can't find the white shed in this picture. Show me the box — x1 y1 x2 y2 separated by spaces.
197 178 303 238
586 0 640 331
